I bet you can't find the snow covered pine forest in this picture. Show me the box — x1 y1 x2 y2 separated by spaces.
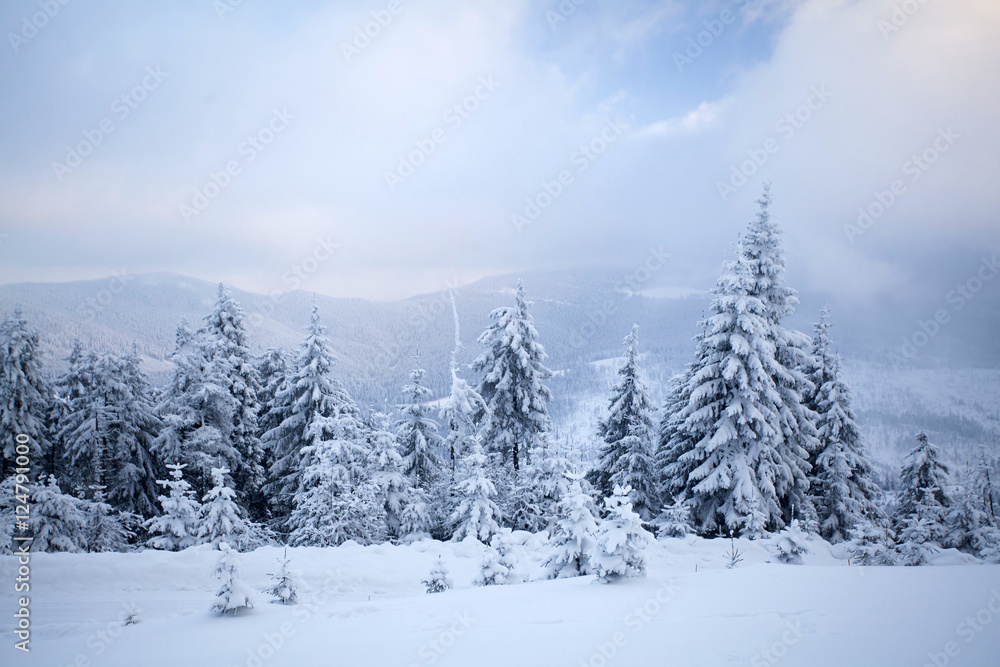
2 190 999 666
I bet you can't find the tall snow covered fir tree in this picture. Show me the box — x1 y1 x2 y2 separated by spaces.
153 317 242 499
61 349 162 516
201 285 266 520
472 280 553 472
656 188 815 537
737 185 818 525
893 432 951 565
395 364 444 489
804 308 881 543
50 340 95 483
263 304 362 525
591 324 658 521
0 309 52 480
367 415 409 541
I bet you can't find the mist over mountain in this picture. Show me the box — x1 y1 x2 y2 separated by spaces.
1 268 998 471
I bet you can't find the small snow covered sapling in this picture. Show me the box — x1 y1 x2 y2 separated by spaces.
847 520 897 566
423 556 453 593
266 548 300 604
212 542 255 615
725 537 744 570
652 499 694 539
592 485 654 582
770 520 810 564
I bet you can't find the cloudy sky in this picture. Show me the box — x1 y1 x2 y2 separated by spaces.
1 0 997 302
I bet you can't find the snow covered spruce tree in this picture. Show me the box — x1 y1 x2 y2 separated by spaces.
395 363 444 490
472 280 553 472
62 349 162 517
212 542 254 615
255 346 288 493
658 243 809 536
199 466 250 549
804 308 881 543
893 432 951 565
367 416 409 541
656 189 816 537
286 431 382 547
423 556 453 593
0 309 52 481
50 340 95 484
450 439 502 543
266 548 300 604
507 437 576 533
153 319 240 500
592 485 654 582
263 305 361 526
544 477 600 578
590 324 658 521
201 285 266 520
145 463 202 551
84 485 133 553
29 475 88 552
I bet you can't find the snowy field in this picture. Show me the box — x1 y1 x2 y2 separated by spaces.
3 536 998 667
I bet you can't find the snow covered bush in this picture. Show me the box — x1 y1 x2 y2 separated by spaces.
423 557 453 593
769 520 810 564
212 542 254 615
544 479 599 579
265 548 300 604
475 529 520 586
592 485 654 582
847 519 897 566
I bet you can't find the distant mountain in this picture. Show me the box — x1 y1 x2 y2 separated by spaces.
1 268 998 469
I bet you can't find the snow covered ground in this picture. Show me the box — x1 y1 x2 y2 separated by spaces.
3 535 999 667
